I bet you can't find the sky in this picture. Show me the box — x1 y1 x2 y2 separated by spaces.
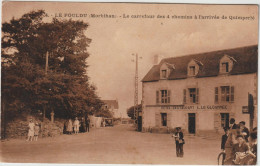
2 2 258 117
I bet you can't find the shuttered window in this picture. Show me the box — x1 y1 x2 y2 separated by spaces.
156 90 171 104
215 87 219 103
188 88 199 104
219 86 234 103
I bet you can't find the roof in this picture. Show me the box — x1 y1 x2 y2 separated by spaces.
102 100 119 109
142 45 258 82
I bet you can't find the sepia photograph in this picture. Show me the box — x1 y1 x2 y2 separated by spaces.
0 1 258 165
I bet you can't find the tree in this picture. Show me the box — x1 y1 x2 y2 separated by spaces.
127 104 142 120
1 10 102 125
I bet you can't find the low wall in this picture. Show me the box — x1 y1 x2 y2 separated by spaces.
5 116 64 139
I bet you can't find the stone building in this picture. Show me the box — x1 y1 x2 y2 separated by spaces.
102 100 120 118
141 45 257 134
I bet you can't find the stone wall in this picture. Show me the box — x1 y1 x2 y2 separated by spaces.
5 116 64 139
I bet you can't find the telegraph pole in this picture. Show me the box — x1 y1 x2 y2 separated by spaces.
132 53 141 129
134 54 138 123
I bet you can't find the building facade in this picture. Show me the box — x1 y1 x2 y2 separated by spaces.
141 45 257 134
102 100 120 118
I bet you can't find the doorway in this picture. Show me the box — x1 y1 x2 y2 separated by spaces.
161 113 167 126
137 116 142 132
188 113 196 134
220 113 229 128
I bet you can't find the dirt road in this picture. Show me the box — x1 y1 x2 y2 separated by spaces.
1 124 220 164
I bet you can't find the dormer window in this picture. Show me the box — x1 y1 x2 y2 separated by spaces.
221 62 229 73
219 55 236 74
160 62 175 79
189 66 196 76
187 59 202 77
161 70 167 78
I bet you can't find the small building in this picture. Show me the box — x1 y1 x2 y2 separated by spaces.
141 45 257 134
102 100 120 118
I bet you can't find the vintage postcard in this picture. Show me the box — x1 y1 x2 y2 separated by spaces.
0 1 258 165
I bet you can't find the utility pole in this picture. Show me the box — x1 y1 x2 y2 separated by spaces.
132 53 142 129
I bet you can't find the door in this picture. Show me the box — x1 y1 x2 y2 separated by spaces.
220 113 229 128
188 113 196 134
161 113 167 126
137 116 142 132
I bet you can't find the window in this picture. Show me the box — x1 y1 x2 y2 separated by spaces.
161 113 167 126
161 90 168 103
189 66 196 76
188 88 199 104
183 88 199 104
220 113 229 128
221 86 230 102
161 70 167 79
156 90 171 104
221 62 229 73
216 86 234 103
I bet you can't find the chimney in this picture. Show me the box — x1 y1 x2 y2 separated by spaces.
153 54 159 65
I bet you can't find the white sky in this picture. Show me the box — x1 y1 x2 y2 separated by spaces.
2 2 258 117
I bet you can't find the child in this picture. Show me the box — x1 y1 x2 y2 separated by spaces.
26 119 35 141
34 122 40 141
232 135 249 165
73 117 80 134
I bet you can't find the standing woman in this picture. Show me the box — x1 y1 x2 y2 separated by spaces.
173 127 185 157
73 117 80 134
67 119 73 135
26 118 35 141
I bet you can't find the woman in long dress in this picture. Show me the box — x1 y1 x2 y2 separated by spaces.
26 119 35 141
73 117 80 134
67 119 73 134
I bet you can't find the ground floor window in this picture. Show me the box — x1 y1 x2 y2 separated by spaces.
161 113 167 126
220 113 229 128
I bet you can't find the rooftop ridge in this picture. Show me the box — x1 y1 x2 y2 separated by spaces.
160 44 258 63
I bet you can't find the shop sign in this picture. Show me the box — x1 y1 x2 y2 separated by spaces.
242 106 249 114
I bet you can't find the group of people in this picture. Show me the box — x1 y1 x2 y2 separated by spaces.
63 117 90 135
26 118 40 141
221 118 257 165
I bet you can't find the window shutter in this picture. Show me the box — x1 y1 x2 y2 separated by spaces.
215 87 219 103
230 86 234 102
155 112 160 127
196 88 199 104
156 90 159 104
168 90 171 104
183 89 186 104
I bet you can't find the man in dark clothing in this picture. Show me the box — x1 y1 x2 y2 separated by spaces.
230 118 238 129
239 121 249 142
173 127 184 157
221 127 230 151
85 117 90 132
